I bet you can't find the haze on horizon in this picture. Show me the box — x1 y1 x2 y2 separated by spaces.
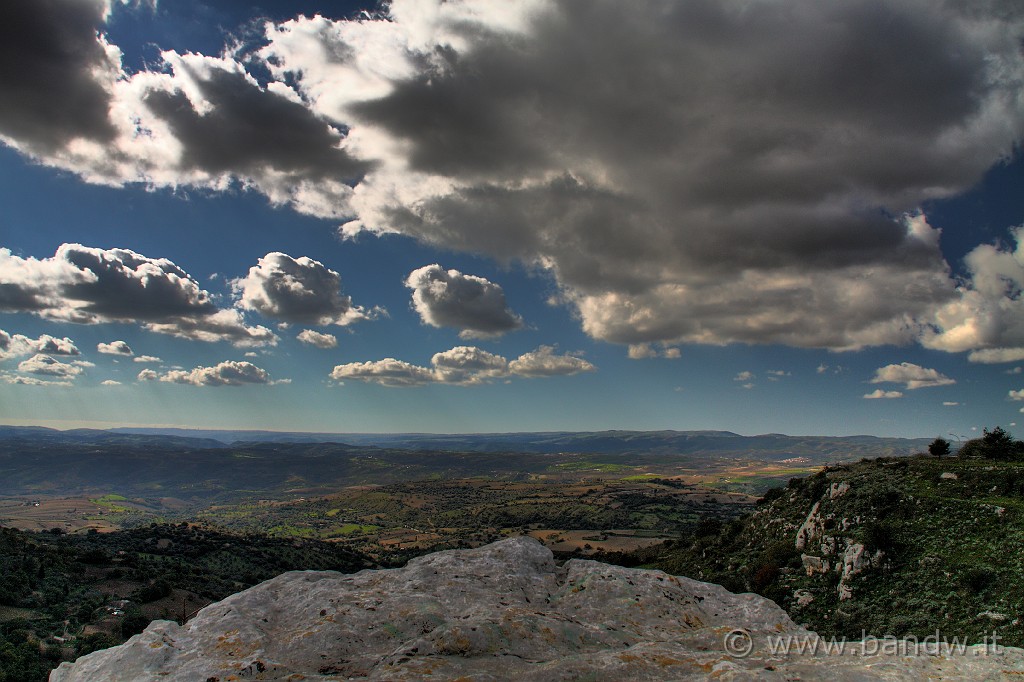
1 0 1023 439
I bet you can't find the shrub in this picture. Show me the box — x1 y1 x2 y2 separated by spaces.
757 487 785 505
751 562 779 593
76 632 117 656
960 427 1024 460
120 607 150 638
862 520 897 553
134 578 172 603
962 567 995 594
694 517 722 538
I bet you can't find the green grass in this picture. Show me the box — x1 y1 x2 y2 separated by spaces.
550 462 628 472
90 495 130 513
329 524 381 536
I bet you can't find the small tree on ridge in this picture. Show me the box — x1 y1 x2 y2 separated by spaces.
928 437 951 456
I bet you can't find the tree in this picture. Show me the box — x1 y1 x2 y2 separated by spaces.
981 426 1024 461
120 607 149 638
928 437 951 456
960 427 1024 460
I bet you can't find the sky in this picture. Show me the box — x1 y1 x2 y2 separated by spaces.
1 0 1023 438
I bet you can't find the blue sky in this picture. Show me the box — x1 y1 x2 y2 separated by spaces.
1 0 1023 438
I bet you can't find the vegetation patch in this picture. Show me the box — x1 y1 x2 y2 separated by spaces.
633 443 1024 648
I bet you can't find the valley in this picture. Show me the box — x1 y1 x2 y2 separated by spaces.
0 425 958 680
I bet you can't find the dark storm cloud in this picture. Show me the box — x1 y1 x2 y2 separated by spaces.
0 0 1022 352
142 65 369 180
323 0 1022 349
354 0 989 185
347 0 1005 267
0 0 118 152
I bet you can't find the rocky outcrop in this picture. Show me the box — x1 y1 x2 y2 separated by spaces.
794 500 822 551
828 482 850 500
52 538 1024 681
791 482 886 601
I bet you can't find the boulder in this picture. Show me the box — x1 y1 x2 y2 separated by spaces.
52 538 1024 681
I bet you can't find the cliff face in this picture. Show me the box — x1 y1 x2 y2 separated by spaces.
52 537 1023 681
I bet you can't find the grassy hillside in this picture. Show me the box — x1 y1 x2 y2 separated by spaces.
641 453 1024 646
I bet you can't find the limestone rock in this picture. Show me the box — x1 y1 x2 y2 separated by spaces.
795 500 822 550
828 482 850 500
51 538 1024 681
793 589 815 606
802 553 830 576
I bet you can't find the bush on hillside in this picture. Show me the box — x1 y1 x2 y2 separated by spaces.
958 426 1024 460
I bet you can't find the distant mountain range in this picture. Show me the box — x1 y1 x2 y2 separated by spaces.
0 425 934 502
97 426 935 460
0 425 937 461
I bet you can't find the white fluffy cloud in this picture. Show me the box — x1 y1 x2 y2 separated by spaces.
2 1 1023 352
1 335 88 387
864 389 904 400
97 340 132 355
18 353 84 378
0 245 276 346
432 346 509 384
234 253 373 326
0 373 73 387
0 330 80 360
330 358 437 387
331 344 594 386
507 346 595 378
296 329 338 349
405 265 522 338
627 344 680 360
970 348 1024 364
923 227 1024 359
870 363 956 390
1010 389 1024 401
133 355 161 363
137 360 283 386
